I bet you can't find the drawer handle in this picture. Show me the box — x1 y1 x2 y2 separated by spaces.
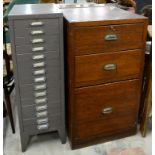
34 84 46 90
30 21 44 26
36 111 48 118
31 38 44 44
32 47 44 52
37 124 49 130
36 105 48 111
105 34 118 41
103 64 116 71
33 62 45 68
34 69 45 76
102 107 113 114
34 69 45 75
35 91 47 98
31 30 44 35
35 98 47 104
33 55 45 60
34 76 46 83
37 118 48 125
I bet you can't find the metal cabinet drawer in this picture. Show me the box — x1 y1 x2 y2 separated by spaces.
20 83 60 105
14 23 59 37
14 18 59 30
17 51 60 85
15 35 59 46
16 43 59 54
22 104 60 119
23 115 60 134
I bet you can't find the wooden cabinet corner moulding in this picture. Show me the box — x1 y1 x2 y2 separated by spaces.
62 5 148 149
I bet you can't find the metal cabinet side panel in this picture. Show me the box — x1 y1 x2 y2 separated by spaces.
8 19 25 138
58 17 66 131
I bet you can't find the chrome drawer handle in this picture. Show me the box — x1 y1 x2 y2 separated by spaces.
34 84 46 90
102 107 113 114
36 111 48 118
31 30 44 35
33 55 45 60
34 76 46 83
34 69 45 76
103 64 117 71
32 47 44 52
30 21 44 26
105 34 118 41
36 105 48 111
37 118 48 125
35 98 47 104
35 91 47 97
33 62 45 68
37 124 49 130
31 39 44 44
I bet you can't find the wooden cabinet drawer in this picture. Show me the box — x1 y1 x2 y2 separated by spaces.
75 117 136 140
74 23 144 55
75 50 143 87
74 79 140 139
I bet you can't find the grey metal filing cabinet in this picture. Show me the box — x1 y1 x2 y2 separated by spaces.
8 4 66 151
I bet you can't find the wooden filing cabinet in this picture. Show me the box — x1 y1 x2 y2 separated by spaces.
63 5 148 149
8 4 66 151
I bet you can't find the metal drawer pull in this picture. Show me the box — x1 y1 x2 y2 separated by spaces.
104 64 116 71
102 107 113 114
36 111 48 118
34 84 46 90
30 21 43 26
36 105 48 111
31 38 44 44
31 30 44 35
105 34 118 41
37 118 48 124
37 124 49 130
35 91 47 97
33 55 44 60
34 76 46 83
32 47 44 52
34 69 45 76
35 98 47 104
33 62 45 68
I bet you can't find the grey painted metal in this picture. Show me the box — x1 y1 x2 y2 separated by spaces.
8 4 66 152
22 104 60 119
15 35 59 46
16 44 59 54
14 18 59 29
8 4 63 19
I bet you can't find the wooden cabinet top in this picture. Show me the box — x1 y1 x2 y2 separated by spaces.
62 5 147 26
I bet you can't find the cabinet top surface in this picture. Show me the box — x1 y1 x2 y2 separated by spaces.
8 4 63 19
62 5 147 25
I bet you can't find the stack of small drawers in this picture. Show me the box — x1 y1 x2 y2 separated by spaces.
8 4 66 152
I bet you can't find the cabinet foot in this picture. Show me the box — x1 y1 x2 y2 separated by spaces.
58 129 66 144
21 134 29 152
